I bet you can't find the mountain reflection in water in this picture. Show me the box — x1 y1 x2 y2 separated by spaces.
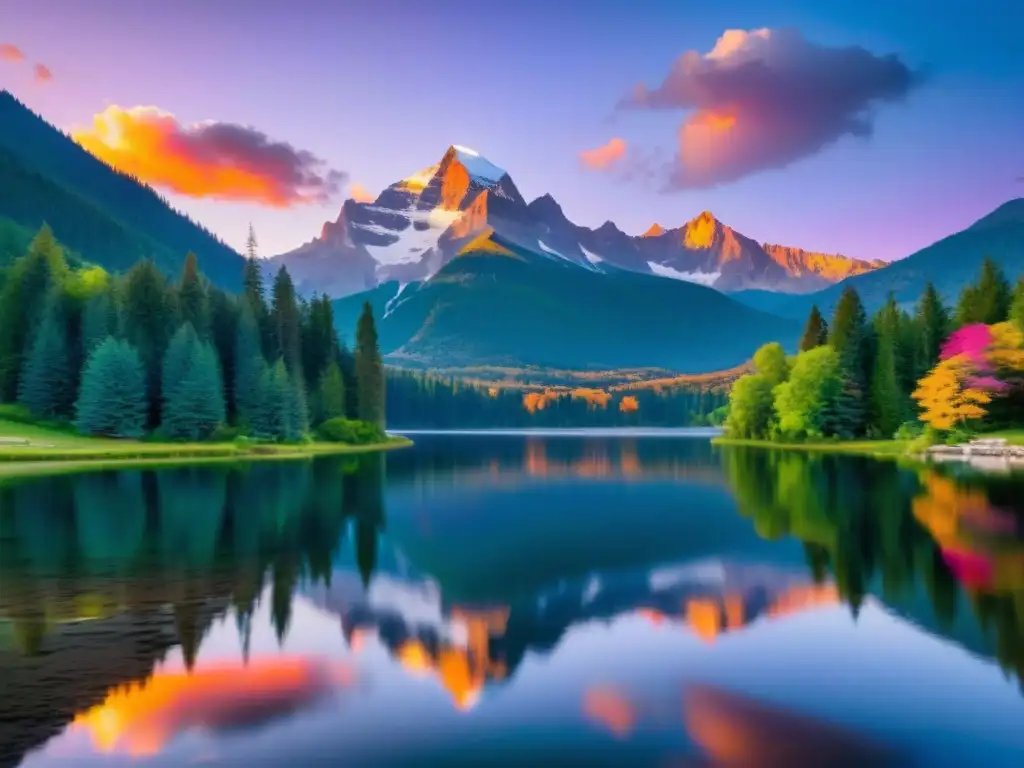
1 433 1023 766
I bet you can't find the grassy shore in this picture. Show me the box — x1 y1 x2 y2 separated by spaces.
0 418 411 479
711 436 910 458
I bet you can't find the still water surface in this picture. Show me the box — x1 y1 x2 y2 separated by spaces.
2 432 1024 766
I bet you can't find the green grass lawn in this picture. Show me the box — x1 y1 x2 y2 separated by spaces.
711 436 911 458
984 429 1024 446
0 418 411 478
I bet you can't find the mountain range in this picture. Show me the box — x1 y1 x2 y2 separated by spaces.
3 90 1023 377
271 145 884 298
731 198 1024 319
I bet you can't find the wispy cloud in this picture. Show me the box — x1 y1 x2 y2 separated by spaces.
33 63 52 83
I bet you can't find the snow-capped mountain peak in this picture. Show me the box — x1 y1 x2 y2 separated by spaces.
269 148 884 298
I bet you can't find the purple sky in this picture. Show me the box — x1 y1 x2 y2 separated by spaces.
1 0 1022 261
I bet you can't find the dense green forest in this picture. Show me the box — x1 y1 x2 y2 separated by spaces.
0 224 385 442
726 258 1024 443
385 370 728 428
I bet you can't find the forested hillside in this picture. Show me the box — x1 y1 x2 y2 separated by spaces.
0 91 245 289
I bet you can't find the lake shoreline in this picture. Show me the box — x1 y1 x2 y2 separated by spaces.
711 436 910 458
0 434 412 481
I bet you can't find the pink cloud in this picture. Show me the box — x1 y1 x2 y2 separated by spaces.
618 28 921 189
0 43 25 62
33 63 52 83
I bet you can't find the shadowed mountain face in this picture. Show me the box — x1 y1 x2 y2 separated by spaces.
330 230 804 372
270 145 882 299
2 435 1024 766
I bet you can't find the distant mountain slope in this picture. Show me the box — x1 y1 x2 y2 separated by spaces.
275 145 880 298
762 198 1024 320
0 91 244 287
333 231 802 373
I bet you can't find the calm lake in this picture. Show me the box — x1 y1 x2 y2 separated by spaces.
2 431 1024 766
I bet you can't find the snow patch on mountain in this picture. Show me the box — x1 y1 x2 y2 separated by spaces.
647 261 721 287
453 145 506 183
580 245 604 265
384 282 409 318
362 207 463 266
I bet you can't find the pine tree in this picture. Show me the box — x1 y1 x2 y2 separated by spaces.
355 302 385 428
869 295 904 437
74 338 148 437
161 328 225 441
955 257 1011 326
241 226 269 353
799 305 828 352
829 287 870 436
251 359 292 440
286 372 309 440
271 266 303 374
234 302 265 427
0 225 67 399
177 251 210 336
246 224 259 261
1011 277 1024 332
302 294 341 385
914 282 949 379
121 259 174 425
316 361 346 424
18 291 71 418
82 288 118 357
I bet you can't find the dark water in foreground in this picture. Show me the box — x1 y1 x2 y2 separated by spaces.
2 432 1024 767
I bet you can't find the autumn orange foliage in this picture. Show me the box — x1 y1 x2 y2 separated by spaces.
912 353 991 430
619 395 639 413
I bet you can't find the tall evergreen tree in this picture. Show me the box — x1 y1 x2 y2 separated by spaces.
914 282 949 379
82 288 118 357
74 338 148 437
0 225 67 399
829 287 871 436
121 259 174 425
161 326 225 440
302 294 341 385
799 305 828 352
339 343 359 419
241 226 269 352
355 302 385 428
208 288 237 420
1011 277 1024 332
271 266 303 375
234 302 265 427
18 291 71 418
287 372 309 441
177 251 210 336
251 359 292 440
315 361 346 424
869 295 904 437
955 257 1012 326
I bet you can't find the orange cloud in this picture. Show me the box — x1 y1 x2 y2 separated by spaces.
71 657 352 757
349 183 375 203
580 137 627 171
0 43 25 62
33 63 52 82
583 686 636 738
72 105 345 207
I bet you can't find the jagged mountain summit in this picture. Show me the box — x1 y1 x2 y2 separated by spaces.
269 146 883 298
